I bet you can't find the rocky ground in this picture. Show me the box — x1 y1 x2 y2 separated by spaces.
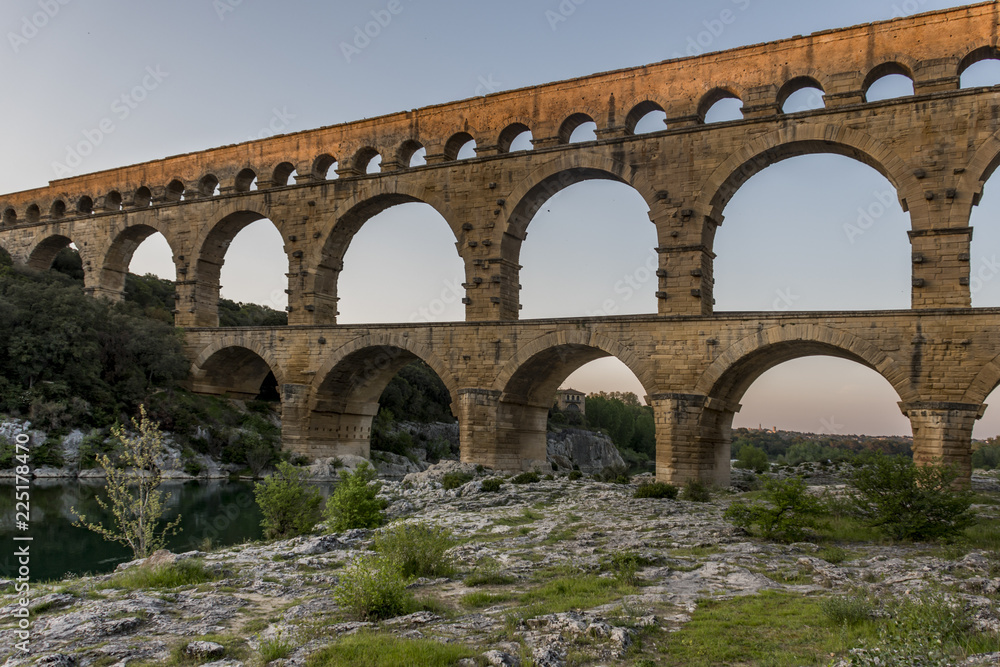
1 463 998 666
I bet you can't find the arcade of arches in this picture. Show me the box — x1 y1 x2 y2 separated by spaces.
3 4 1000 483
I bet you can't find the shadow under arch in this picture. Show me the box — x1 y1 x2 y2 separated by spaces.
490 330 656 471
27 233 79 271
696 125 919 227
189 340 286 400
309 187 464 324
306 335 459 459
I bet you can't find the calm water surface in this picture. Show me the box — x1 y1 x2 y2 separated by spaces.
0 479 333 581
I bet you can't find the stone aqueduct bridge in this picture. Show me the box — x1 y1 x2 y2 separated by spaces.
2 4 1000 482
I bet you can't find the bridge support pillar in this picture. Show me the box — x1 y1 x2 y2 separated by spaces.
457 389 547 471
900 401 983 484
652 393 736 486
909 228 972 308
174 279 221 328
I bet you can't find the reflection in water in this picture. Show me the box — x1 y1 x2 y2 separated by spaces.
0 480 331 581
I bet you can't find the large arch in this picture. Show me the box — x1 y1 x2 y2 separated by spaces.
98 223 178 300
306 335 459 458
697 125 919 227
189 339 286 399
27 233 78 271
490 330 655 471
307 186 463 325
188 201 282 327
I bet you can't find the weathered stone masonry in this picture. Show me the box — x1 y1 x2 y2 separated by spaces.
2 3 1000 483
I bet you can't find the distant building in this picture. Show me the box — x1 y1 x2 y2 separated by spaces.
555 388 586 416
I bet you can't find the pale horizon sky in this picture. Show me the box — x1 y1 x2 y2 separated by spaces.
2 0 999 438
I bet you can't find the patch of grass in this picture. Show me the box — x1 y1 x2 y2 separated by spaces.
96 561 220 591
464 559 516 587
815 514 882 543
258 632 295 663
373 522 456 578
459 591 517 608
817 546 849 564
660 591 866 666
518 575 634 617
135 633 248 666
495 508 543 526
634 482 678 500
480 478 504 493
511 471 540 485
441 471 474 490
333 554 415 621
540 524 582 545
682 479 712 503
305 632 476 667
822 591 876 627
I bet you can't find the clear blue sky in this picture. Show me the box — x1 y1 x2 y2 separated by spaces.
2 0 999 437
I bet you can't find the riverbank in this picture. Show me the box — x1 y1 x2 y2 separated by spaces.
2 464 998 666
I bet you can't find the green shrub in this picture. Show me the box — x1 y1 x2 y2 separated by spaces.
98 559 219 591
610 551 640 586
333 554 414 621
972 442 1000 470
511 471 540 485
682 479 712 503
325 462 387 532
848 454 974 541
464 558 515 586
306 631 476 667
734 445 769 474
77 430 117 469
480 478 504 493
254 461 323 540
373 523 456 579
821 590 875 627
724 476 823 542
634 481 678 499
593 464 631 484
568 470 583 481
441 471 474 490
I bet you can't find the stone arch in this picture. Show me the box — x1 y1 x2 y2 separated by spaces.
27 232 78 271
190 339 286 399
863 61 917 99
25 204 40 223
497 120 534 153
444 132 477 160
165 180 185 202
959 44 1000 77
624 99 667 135
132 187 152 208
557 112 597 144
104 191 124 211
271 162 296 187
198 174 220 197
97 221 178 299
493 330 655 400
962 351 1000 405
697 86 744 122
352 146 381 174
696 124 919 226
2 207 16 226
776 75 826 112
312 153 338 180
694 324 915 407
396 139 425 167
956 125 1000 224
306 335 459 459
305 183 463 324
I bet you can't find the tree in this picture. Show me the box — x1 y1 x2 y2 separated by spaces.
72 406 182 559
848 454 974 541
734 444 769 473
724 476 823 542
254 461 323 539
325 462 387 532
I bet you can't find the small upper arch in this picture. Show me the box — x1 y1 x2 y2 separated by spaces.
863 61 915 101
165 180 185 202
558 113 597 144
959 45 1000 78
625 100 667 135
132 186 153 208
396 139 426 168
272 162 297 187
959 45 1000 88
444 132 477 160
498 122 533 154
25 204 40 223
76 196 94 215
698 87 743 123
234 168 258 192
353 147 382 174
777 76 826 114
313 153 338 180
198 174 220 197
105 190 123 211
2 207 16 226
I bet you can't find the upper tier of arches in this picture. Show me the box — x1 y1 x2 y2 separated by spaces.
0 9 996 223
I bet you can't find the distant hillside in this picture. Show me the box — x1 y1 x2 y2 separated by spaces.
732 427 912 465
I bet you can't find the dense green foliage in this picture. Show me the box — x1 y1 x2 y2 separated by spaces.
325 463 387 531
306 632 476 666
254 462 323 539
0 260 188 430
848 454 974 540
682 479 712 502
634 481 678 499
973 439 1000 470
480 478 504 493
734 444 769 473
441 471 474 490
579 392 655 469
333 553 415 621
373 523 456 578
724 476 824 542
731 428 912 465
377 362 456 424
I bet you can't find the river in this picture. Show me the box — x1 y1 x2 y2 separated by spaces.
0 479 334 581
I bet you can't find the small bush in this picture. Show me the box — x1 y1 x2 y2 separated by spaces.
634 481 678 499
464 558 515 586
610 551 640 586
441 471 473 490
512 471 540 485
325 462 387 532
98 560 219 591
724 476 823 542
734 445 769 474
333 554 415 621
848 454 974 541
594 464 631 484
258 632 295 662
822 591 875 627
682 479 712 503
373 523 456 579
568 470 583 481
254 461 323 540
480 478 504 493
